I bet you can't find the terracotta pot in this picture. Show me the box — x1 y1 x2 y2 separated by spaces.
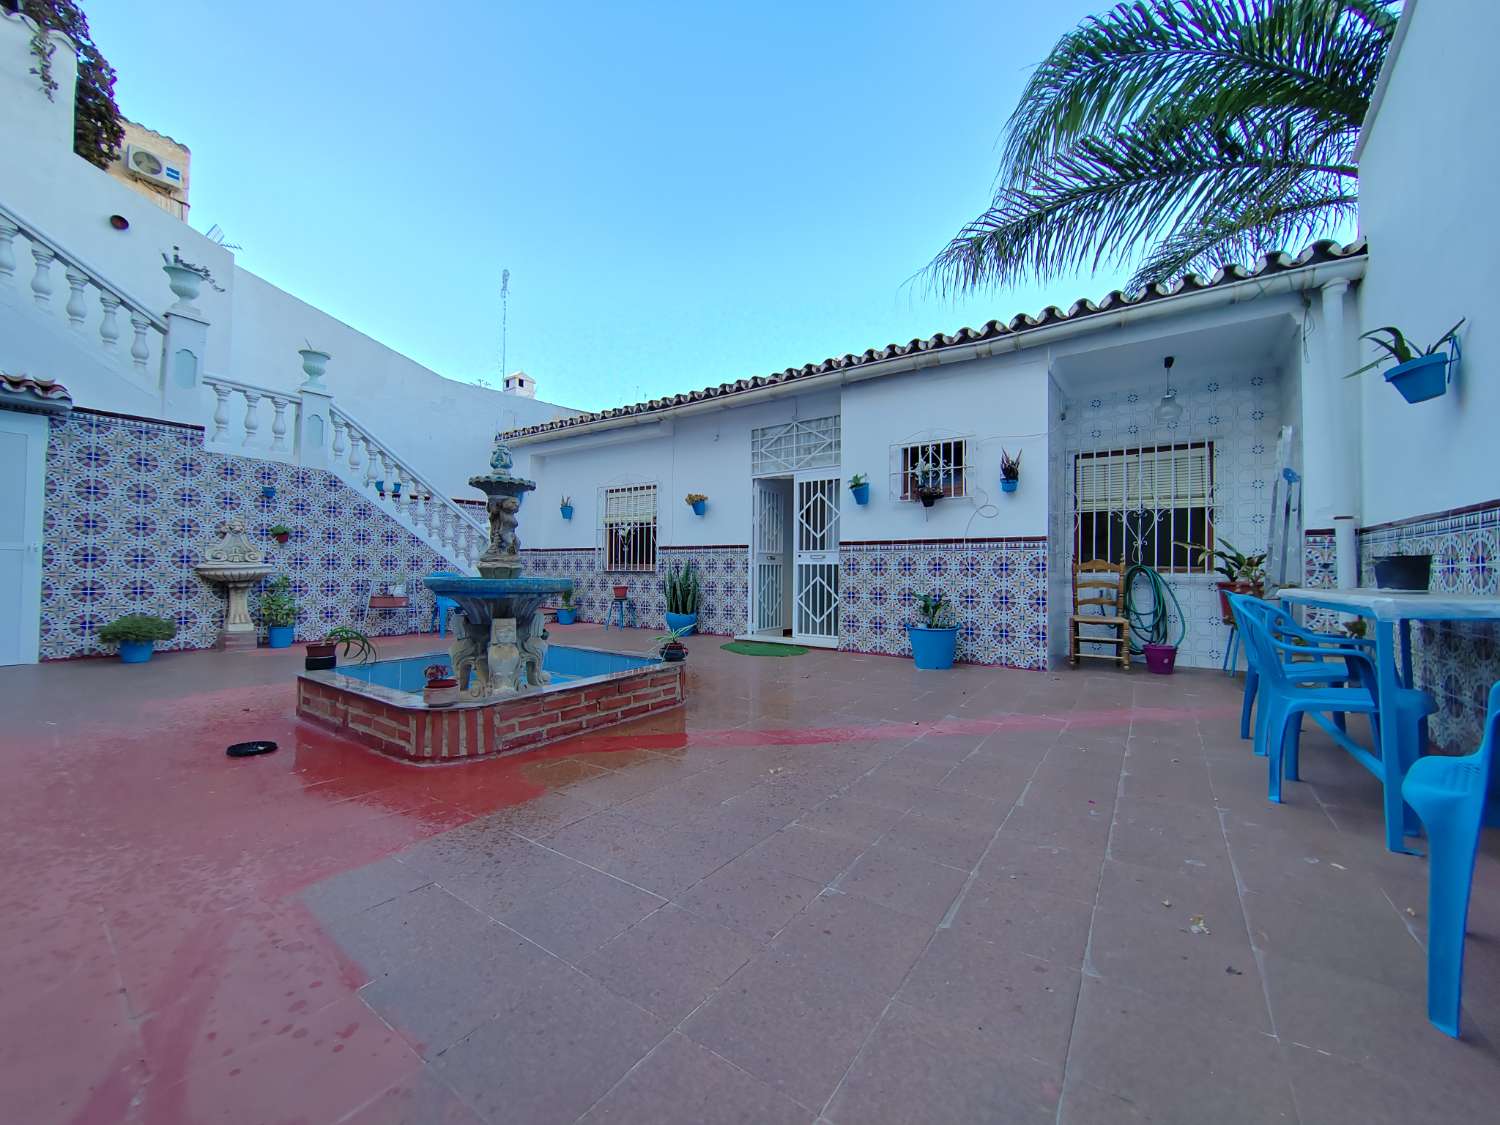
1216 580 1262 626
612 584 629 600
273 532 290 544
424 680 460 708
304 640 336 671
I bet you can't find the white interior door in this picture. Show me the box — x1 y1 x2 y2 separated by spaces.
0 411 48 666
750 478 788 633
793 473 840 645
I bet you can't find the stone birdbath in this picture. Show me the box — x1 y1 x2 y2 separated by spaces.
195 519 273 650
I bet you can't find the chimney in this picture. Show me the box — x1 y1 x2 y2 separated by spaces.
502 370 535 398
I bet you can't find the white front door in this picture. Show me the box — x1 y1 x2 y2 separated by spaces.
750 478 788 634
0 411 48 666
792 473 840 646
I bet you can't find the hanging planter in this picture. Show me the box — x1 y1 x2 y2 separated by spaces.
685 493 708 516
268 523 291 544
1347 320 1464 404
1000 448 1022 494
560 496 574 521
261 485 277 501
848 474 870 506
916 487 943 509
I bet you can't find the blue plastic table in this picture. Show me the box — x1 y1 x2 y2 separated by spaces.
1278 587 1500 853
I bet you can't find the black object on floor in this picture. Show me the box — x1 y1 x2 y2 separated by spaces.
226 741 279 758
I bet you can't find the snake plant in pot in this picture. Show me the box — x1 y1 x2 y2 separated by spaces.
663 561 701 636
907 591 959 669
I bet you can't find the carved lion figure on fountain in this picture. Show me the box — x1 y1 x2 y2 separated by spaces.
448 612 490 697
519 613 550 687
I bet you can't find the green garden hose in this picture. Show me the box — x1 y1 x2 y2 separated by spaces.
1122 564 1186 655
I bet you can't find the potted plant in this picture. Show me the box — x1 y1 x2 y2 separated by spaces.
663 561 701 636
612 582 630 601
305 625 376 671
656 627 689 663
98 613 177 664
912 459 947 508
423 663 460 707
1000 449 1022 493
267 522 291 544
259 576 297 649
557 588 578 625
907 592 959 669
849 473 870 506
560 495 574 520
1178 539 1267 625
685 493 708 516
1346 319 1464 404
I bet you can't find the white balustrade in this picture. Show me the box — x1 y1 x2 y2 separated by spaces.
98 293 121 350
269 395 290 452
30 246 54 306
0 217 17 285
64 268 88 329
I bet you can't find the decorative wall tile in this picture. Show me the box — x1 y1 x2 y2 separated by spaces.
839 539 1048 670
41 410 463 659
520 546 750 636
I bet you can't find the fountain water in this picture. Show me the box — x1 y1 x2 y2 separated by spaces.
423 438 573 697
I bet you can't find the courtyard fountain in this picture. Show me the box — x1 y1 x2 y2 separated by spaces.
423 438 573 697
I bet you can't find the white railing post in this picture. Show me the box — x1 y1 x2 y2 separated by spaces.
98 293 121 351
64 268 89 330
269 394 290 453
30 245 55 307
129 313 151 373
209 382 232 444
0 217 17 291
294 350 334 470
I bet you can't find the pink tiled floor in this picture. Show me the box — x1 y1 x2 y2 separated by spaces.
3 626 1499 1123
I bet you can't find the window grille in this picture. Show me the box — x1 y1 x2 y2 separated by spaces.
597 483 657 572
895 438 971 501
1072 442 1213 572
751 416 841 476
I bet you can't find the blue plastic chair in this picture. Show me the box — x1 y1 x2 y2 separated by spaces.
1402 681 1500 1038
1230 594 1435 804
428 571 461 635
1233 599 1366 741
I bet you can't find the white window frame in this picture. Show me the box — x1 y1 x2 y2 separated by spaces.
751 416 841 476
596 483 658 572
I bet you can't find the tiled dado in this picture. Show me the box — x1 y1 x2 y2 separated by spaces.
519 546 750 636
1302 529 1341 634
1359 502 1500 754
41 409 463 659
840 538 1048 670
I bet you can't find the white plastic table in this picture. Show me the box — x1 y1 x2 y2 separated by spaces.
1277 588 1500 852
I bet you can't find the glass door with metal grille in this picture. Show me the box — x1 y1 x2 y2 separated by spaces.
749 477 790 635
792 473 840 646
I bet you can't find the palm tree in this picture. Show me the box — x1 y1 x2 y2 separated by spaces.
928 0 1399 296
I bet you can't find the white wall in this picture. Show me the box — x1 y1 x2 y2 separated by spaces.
0 10 574 502
1356 0 1500 525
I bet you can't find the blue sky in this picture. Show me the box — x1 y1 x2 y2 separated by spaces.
89 0 1117 411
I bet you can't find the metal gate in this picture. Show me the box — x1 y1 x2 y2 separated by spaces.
751 478 787 633
793 474 840 645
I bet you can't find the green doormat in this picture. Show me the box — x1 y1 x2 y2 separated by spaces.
721 641 809 657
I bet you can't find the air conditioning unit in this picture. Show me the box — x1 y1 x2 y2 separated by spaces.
124 144 185 191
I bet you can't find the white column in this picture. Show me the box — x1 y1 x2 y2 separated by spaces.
64 269 89 329
241 390 262 447
210 383 232 443
30 246 55 307
161 304 210 419
269 395 290 453
129 313 151 373
98 293 122 351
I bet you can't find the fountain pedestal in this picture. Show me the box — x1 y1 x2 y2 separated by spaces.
195 520 273 650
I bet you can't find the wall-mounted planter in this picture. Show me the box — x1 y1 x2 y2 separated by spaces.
1000 478 1019 494
261 485 277 500
917 491 942 509
267 625 294 649
850 482 870 506
560 504 574 521
690 499 707 516
1384 352 1450 404
908 625 958 669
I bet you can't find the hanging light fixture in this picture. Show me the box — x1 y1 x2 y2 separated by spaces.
1156 355 1183 426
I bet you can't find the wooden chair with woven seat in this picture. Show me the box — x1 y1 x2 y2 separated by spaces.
1069 559 1130 670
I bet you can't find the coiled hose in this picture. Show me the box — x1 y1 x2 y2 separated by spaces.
1122 564 1185 655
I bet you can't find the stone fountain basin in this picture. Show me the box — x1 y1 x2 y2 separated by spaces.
423 575 573 624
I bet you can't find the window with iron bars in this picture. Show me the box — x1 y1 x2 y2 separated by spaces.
597 484 657 572
1072 442 1213 572
750 416 841 476
896 439 970 501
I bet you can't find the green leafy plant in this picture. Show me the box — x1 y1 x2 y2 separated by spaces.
559 588 574 608
257 576 297 628
1176 537 1267 584
849 473 868 488
98 613 177 645
914 591 954 629
5 0 125 169
925 0 1397 295
663 561 701 615
267 523 292 537
1001 448 1023 481
424 663 454 685
654 626 691 654
912 458 949 502
559 495 572 508
323 625 376 664
684 492 708 505
1346 320 1465 379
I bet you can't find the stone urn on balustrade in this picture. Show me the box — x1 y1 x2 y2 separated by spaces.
195 519 273 650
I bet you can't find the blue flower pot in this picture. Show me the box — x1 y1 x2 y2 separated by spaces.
690 499 707 516
560 504 574 521
850 482 870 506
557 607 577 624
118 640 154 664
267 625 294 649
261 485 276 500
665 611 698 636
907 625 958 670
1385 352 1450 404
1000 478 1019 493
